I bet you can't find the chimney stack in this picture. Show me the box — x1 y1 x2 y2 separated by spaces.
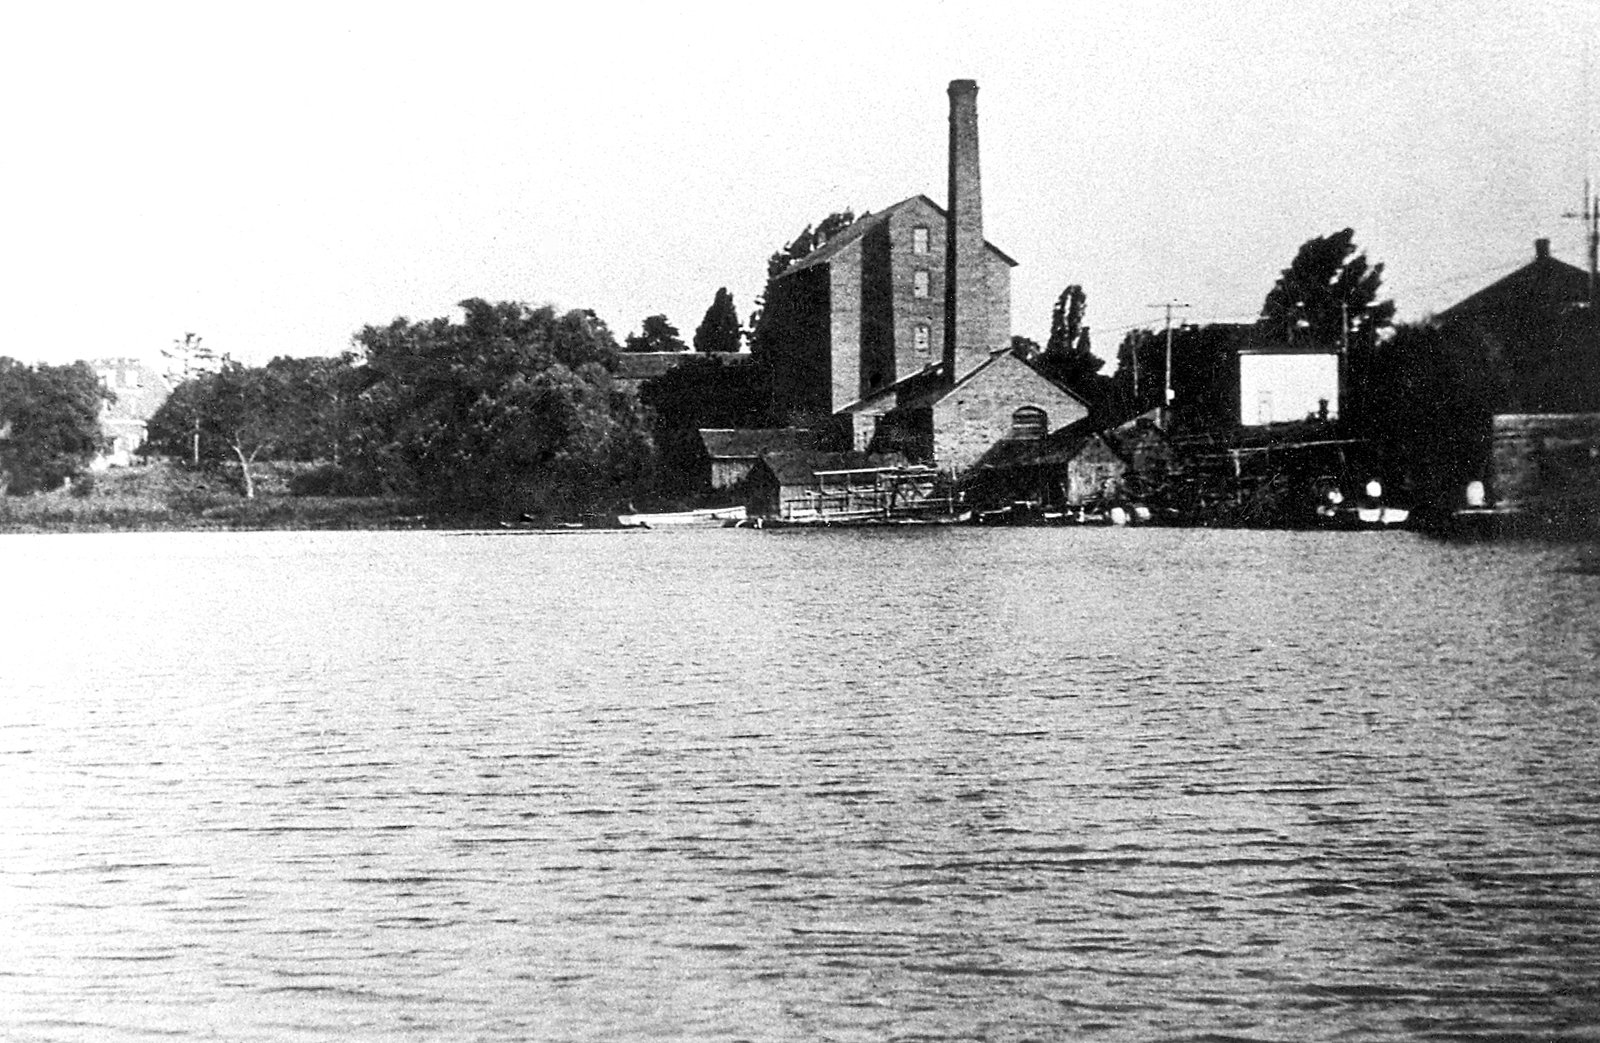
944 79 988 381
1535 237 1551 261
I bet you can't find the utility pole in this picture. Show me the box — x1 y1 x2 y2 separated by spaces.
1564 179 1600 314
1148 301 1191 424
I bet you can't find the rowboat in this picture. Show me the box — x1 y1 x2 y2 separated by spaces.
616 506 747 528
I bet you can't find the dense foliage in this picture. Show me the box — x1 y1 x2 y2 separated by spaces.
0 358 109 494
1346 321 1502 508
350 299 652 515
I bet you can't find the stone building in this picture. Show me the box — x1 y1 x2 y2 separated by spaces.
89 357 171 468
757 80 1085 474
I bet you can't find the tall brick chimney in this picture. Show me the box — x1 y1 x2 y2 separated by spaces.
944 79 988 382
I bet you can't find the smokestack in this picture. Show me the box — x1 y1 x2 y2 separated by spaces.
1535 237 1550 261
944 79 988 381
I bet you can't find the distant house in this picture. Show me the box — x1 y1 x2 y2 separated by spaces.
1435 237 1591 337
698 428 812 490
1434 237 1597 413
89 358 171 468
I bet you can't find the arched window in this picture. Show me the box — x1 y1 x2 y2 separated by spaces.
1011 406 1048 440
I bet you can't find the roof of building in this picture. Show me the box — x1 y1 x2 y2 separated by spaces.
615 351 696 382
1434 240 1591 327
842 346 1092 417
779 195 1018 279
759 450 907 485
968 418 1129 471
698 427 812 460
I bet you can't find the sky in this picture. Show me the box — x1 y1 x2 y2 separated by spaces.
3 0 1596 369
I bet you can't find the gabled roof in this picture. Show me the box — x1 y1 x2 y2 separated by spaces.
698 427 812 460
1434 247 1590 327
840 346 1094 418
778 195 1018 279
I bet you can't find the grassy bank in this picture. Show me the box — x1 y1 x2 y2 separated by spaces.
0 461 448 533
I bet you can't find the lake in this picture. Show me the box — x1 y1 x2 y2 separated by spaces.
2 527 1598 1041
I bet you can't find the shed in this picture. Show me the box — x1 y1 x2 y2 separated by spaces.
697 428 813 490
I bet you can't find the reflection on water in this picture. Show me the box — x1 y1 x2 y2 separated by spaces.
2 528 1598 1041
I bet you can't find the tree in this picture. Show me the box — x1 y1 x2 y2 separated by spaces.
1036 284 1105 396
160 332 220 465
693 288 742 354
1260 228 1395 346
261 353 365 464
350 299 652 515
0 359 109 494
637 355 772 496
144 358 300 497
624 314 688 353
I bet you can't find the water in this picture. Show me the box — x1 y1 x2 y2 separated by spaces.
2 527 1598 1041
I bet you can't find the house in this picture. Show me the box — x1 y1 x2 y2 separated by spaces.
755 80 1080 475
1433 237 1597 413
698 428 813 490
89 357 171 468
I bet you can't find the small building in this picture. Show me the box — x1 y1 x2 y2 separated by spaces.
854 346 1092 471
698 428 813 490
962 419 1134 510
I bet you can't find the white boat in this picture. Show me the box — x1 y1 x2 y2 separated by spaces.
616 506 747 528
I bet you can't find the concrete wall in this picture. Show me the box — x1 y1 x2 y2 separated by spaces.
932 354 1089 472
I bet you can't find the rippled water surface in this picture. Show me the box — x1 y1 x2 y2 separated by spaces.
3 527 1599 1041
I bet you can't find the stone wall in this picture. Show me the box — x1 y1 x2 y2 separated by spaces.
932 353 1089 472
1491 412 1600 520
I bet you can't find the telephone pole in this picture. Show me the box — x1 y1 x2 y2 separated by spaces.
1564 179 1599 313
1147 301 1191 422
